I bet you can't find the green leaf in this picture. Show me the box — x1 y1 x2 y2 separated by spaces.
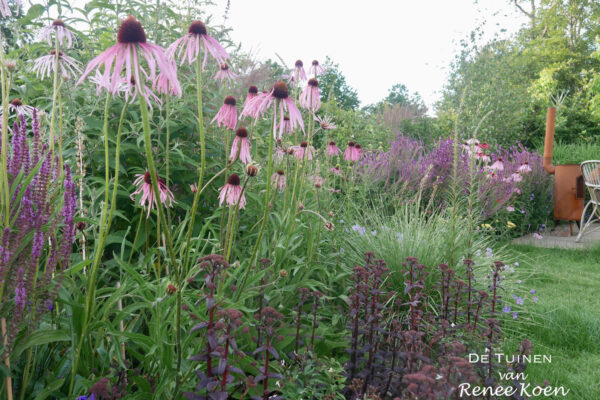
14 329 70 359
33 378 65 400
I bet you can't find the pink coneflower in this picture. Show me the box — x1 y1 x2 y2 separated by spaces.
212 95 237 130
510 173 523 182
327 141 340 157
308 60 326 77
488 158 504 172
89 70 126 95
329 166 342 176
166 20 230 68
242 81 304 139
0 0 19 17
77 16 181 103
271 170 286 192
344 141 355 161
130 171 174 218
230 127 252 164
125 76 162 108
291 141 314 161
478 142 491 150
293 59 307 82
219 174 246 209
299 78 321 112
518 162 532 174
6 98 35 118
474 152 491 163
32 50 82 80
314 115 336 130
214 63 236 82
275 115 294 138
154 63 182 96
312 175 324 188
39 19 76 48
354 143 363 161
245 85 258 104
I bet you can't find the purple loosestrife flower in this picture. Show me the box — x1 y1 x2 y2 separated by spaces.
38 19 76 48
242 81 304 139
0 112 76 353
166 20 229 68
77 16 181 102
299 78 321 112
211 95 237 130
33 50 82 80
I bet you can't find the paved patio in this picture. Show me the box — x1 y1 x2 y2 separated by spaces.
512 222 600 249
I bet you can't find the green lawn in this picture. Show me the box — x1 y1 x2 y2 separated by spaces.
503 244 600 399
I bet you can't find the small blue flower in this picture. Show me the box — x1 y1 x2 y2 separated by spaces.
514 262 519 267
351 224 366 235
396 232 403 242
530 289 535 294
503 306 511 313
516 296 524 305
512 312 518 319
533 296 538 303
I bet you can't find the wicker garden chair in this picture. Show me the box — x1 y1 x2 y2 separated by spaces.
575 160 600 243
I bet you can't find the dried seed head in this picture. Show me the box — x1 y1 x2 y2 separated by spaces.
308 78 318 87
246 164 259 177
118 16 147 44
227 174 241 186
224 95 236 106
188 20 207 35
166 283 177 295
324 221 334 231
272 81 289 99
279 270 288 278
295 59 303 67
4 60 16 71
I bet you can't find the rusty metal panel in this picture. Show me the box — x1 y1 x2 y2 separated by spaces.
554 164 584 221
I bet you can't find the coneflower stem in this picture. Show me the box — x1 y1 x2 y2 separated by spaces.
0 34 11 227
69 95 128 394
165 91 171 187
236 102 277 299
136 77 182 394
226 177 248 262
69 93 112 395
219 130 231 251
128 207 145 265
182 54 206 274
49 33 60 156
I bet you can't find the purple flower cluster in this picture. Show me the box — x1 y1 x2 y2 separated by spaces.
0 110 77 353
359 134 552 221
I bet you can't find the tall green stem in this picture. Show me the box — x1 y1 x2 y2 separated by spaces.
69 93 111 395
135 71 183 394
0 35 11 226
182 54 206 273
49 33 60 155
236 102 276 299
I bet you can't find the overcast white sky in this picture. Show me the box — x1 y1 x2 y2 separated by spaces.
206 0 528 113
